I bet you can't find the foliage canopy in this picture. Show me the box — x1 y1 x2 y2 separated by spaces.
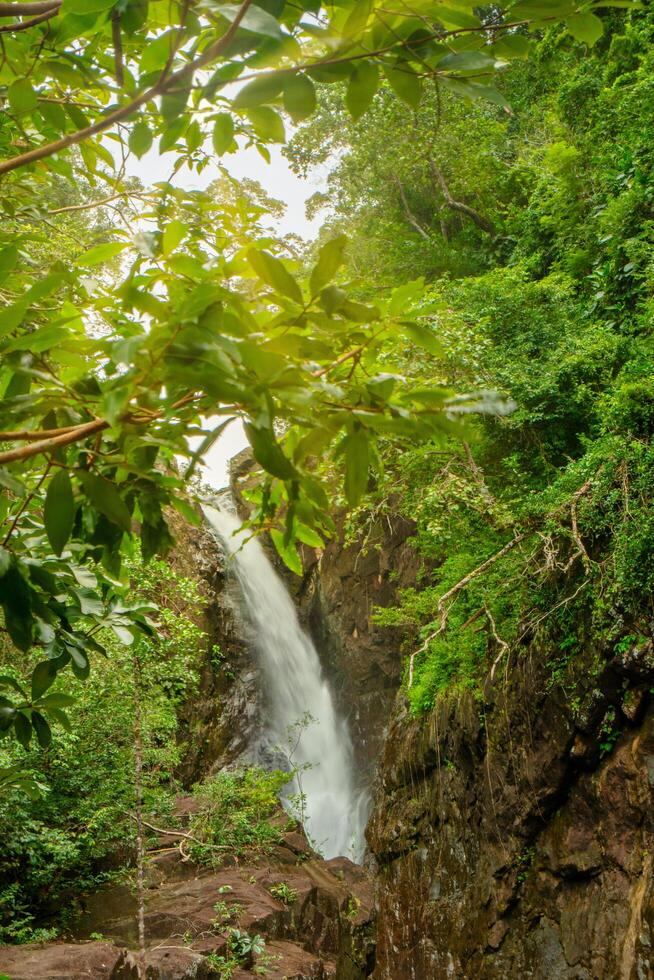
0 0 640 750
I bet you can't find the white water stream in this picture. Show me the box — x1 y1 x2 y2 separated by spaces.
204 505 367 862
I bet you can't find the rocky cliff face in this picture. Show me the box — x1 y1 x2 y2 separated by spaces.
367 637 654 979
300 512 419 785
166 504 264 783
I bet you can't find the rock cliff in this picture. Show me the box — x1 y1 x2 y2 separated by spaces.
367 637 654 979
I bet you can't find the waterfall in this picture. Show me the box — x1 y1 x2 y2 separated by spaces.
204 504 366 862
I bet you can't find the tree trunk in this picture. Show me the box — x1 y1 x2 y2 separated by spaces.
429 159 495 236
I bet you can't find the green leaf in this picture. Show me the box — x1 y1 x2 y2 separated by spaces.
0 299 28 338
437 50 495 72
31 661 57 701
0 468 24 496
246 249 303 304
245 423 296 480
47 707 72 732
139 30 172 72
8 79 38 115
345 61 379 121
319 285 347 315
493 34 531 60
295 523 323 549
39 693 75 709
566 11 603 46
388 277 424 315
0 245 18 283
341 298 380 322
0 559 33 651
342 0 372 37
246 106 286 143
221 3 283 37
283 74 317 123
14 713 32 749
161 80 191 125
44 470 75 556
344 429 370 505
69 646 90 679
212 112 235 155
31 711 52 749
79 242 127 266
0 674 27 698
129 121 153 158
384 66 422 108
310 235 347 296
270 528 303 575
162 219 187 256
63 0 115 11
401 321 442 355
122 0 149 33
77 472 132 533
234 75 284 108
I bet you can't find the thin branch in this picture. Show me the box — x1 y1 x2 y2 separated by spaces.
486 605 510 681
0 1 59 14
0 9 549 179
312 345 365 379
0 418 108 464
569 479 592 572
127 813 229 850
2 460 51 545
0 392 199 465
0 424 80 440
0 6 56 31
407 532 528 680
394 177 430 240
463 441 496 510
436 532 526 631
49 191 146 214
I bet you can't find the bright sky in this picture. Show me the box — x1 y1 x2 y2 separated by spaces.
129 139 325 489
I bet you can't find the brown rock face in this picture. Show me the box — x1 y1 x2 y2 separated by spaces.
0 941 138 979
300 512 420 782
164 506 265 783
367 647 654 979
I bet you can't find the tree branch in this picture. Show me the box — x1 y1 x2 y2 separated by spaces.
0 419 108 464
50 191 145 215
394 177 431 240
0 1 59 14
429 159 495 235
0 6 56 31
0 392 200 465
0 424 81 440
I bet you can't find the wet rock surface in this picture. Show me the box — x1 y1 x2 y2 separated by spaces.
163 506 265 784
367 644 654 979
300 511 420 782
0 813 374 980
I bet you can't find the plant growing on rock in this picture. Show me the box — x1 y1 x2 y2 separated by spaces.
269 881 298 905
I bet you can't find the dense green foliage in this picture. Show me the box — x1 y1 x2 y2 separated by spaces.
290 6 654 712
0 556 204 943
188 766 291 862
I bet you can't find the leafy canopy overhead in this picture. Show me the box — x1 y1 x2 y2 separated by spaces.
0 0 637 753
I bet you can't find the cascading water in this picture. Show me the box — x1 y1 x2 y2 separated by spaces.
204 504 367 862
